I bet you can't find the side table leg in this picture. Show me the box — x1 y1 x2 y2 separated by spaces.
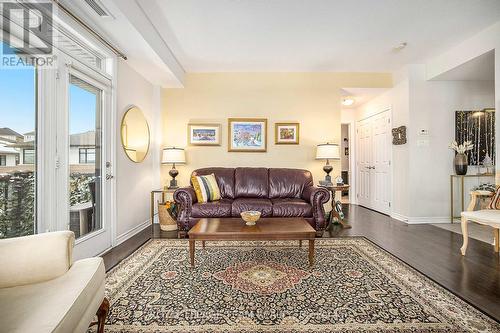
494 228 499 253
299 240 302 248
308 239 315 267
189 240 195 267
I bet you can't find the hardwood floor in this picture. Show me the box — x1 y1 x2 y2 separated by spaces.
102 204 500 321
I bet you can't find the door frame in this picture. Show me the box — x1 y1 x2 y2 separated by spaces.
341 121 356 204
56 54 115 259
355 106 393 215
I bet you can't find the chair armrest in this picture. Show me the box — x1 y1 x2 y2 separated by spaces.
467 191 494 211
0 231 74 288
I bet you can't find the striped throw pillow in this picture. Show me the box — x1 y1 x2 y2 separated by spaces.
191 174 221 203
487 186 500 210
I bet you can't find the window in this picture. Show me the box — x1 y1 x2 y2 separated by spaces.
23 149 35 164
0 43 37 239
79 148 95 164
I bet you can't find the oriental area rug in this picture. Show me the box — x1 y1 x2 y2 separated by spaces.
94 238 499 332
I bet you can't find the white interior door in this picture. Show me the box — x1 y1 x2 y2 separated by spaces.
356 110 391 214
371 112 391 214
356 120 372 207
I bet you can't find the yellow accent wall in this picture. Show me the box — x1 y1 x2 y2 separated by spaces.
161 72 392 187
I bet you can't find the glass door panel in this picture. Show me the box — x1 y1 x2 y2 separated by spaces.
0 42 37 239
68 75 102 239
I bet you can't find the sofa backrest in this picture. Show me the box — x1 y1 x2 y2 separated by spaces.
191 167 314 199
235 167 269 198
191 167 235 199
268 168 313 199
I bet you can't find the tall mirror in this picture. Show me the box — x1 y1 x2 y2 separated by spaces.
121 106 150 163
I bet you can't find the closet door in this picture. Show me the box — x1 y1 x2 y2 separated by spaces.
356 119 372 207
371 112 391 214
356 110 391 214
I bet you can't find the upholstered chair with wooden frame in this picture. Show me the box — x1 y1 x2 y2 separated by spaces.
460 187 500 255
0 231 109 332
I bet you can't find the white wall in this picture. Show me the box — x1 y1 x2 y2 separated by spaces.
116 60 159 243
352 65 495 222
408 65 495 220
426 21 500 178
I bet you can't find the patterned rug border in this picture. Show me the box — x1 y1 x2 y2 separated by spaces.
101 237 500 332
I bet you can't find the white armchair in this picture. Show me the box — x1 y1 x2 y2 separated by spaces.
0 231 108 333
460 190 500 256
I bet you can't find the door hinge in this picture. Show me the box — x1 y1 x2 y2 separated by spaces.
55 155 60 169
56 70 60 80
388 118 390 123
389 202 391 207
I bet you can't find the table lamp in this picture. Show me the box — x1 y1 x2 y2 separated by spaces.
162 147 186 189
316 143 340 186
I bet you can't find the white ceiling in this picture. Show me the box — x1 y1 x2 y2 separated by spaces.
140 0 500 73
432 50 495 81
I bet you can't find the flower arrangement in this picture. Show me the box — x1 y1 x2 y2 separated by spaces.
162 200 178 219
448 140 473 154
158 200 178 231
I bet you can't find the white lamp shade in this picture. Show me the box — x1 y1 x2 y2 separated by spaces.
162 147 186 164
316 143 340 159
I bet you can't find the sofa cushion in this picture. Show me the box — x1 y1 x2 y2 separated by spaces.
192 199 233 218
272 198 313 217
231 198 272 217
235 167 269 198
0 257 105 333
269 168 313 199
192 168 235 199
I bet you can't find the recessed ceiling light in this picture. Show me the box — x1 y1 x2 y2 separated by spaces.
342 97 355 106
393 42 407 51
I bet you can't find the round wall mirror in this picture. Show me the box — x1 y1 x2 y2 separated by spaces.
121 106 150 163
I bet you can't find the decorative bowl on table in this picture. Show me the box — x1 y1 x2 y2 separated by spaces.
241 211 261 226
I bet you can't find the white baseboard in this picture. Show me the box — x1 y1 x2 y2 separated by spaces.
116 219 151 246
390 212 408 222
390 213 451 224
406 216 451 224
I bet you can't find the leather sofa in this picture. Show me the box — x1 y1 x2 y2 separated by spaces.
174 167 330 236
0 231 109 333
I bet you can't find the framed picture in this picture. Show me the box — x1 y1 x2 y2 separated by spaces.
228 118 267 152
275 122 300 144
188 123 221 146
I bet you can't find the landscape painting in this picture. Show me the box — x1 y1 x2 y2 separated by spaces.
228 118 267 152
275 123 299 144
188 123 221 146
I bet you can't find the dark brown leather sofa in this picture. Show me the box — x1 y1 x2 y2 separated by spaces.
174 167 330 236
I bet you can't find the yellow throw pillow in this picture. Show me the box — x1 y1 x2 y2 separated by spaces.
191 174 221 203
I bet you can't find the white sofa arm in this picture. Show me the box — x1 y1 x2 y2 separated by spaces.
0 231 75 288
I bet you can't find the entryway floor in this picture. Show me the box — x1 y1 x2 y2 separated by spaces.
102 204 500 322
432 222 495 245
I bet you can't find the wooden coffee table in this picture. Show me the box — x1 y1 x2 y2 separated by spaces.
187 217 316 267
